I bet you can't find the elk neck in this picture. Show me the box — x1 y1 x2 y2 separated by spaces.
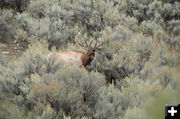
81 51 94 67
72 50 94 66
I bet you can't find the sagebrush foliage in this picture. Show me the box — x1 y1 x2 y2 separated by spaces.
0 0 180 119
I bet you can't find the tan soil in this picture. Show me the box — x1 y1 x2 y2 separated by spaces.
0 42 25 59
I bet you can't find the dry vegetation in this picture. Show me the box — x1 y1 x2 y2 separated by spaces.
0 0 180 119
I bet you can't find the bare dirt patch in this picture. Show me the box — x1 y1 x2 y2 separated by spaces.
0 42 25 59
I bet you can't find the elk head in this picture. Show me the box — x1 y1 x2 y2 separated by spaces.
74 32 104 67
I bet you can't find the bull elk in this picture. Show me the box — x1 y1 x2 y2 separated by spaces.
47 32 104 67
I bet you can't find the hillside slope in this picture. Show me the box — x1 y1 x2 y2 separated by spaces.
0 0 180 119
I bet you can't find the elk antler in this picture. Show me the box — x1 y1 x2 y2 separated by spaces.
94 37 104 50
74 31 88 48
75 32 104 49
89 40 93 47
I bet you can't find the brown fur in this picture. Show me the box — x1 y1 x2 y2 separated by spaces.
81 48 95 66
